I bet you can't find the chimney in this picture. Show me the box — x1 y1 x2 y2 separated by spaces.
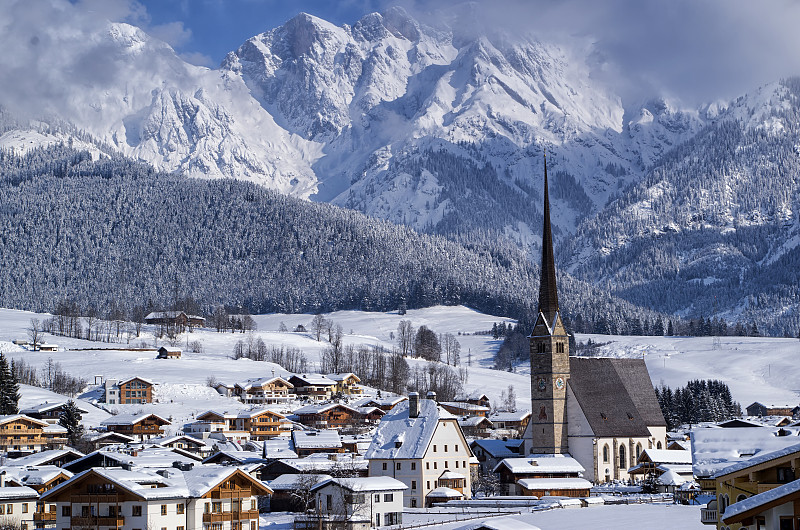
426 391 437 403
409 392 420 418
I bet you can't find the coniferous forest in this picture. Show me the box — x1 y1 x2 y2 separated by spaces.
0 143 655 328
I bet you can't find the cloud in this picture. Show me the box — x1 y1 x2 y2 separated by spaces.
179 51 215 67
147 20 192 48
380 0 800 109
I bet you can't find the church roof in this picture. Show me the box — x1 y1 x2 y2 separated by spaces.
568 357 666 437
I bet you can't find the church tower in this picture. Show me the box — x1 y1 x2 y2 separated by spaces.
526 153 570 455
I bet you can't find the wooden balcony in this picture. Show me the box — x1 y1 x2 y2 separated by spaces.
700 508 717 525
33 511 57 522
70 494 121 503
202 509 259 522
209 488 252 499
71 515 125 527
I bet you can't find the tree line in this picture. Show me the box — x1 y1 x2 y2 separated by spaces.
656 380 741 431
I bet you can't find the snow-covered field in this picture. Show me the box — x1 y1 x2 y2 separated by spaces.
0 304 796 431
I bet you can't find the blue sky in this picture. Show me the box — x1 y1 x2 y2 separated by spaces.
136 0 386 66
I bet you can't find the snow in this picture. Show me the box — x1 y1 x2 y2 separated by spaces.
518 478 593 490
494 455 585 474
311 476 407 492
690 426 800 478
364 399 448 460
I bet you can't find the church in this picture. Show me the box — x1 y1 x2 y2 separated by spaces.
521 155 667 483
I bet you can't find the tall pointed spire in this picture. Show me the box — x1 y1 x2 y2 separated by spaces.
538 152 559 321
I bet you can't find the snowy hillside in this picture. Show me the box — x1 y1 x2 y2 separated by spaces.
1 306 797 425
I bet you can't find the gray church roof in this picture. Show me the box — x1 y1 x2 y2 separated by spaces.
568 357 666 437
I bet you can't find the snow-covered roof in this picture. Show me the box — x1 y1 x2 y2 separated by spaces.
268 473 332 491
289 374 337 386
657 469 686 486
441 401 490 412
67 447 198 470
325 373 360 383
364 399 456 460
90 431 136 443
43 465 270 502
638 449 692 465
426 486 464 498
0 486 38 500
0 465 73 486
292 430 342 449
144 311 204 321
0 414 48 427
715 440 800 478
43 423 67 434
293 403 358 415
352 396 407 408
278 454 368 473
493 455 585 475
247 439 298 459
101 412 170 426
458 416 492 427
6 449 84 468
690 426 800 478
236 377 293 391
311 476 407 493
518 478 593 490
20 401 90 415
722 478 800 525
439 470 466 480
202 450 263 464
118 376 155 386
488 411 531 422
470 439 522 459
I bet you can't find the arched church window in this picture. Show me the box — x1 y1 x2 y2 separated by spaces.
636 443 642 460
619 445 626 469
657 441 662 449
736 494 747 503
603 445 609 463
537 343 546 354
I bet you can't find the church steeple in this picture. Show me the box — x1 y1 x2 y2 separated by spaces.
524 150 570 456
538 152 559 323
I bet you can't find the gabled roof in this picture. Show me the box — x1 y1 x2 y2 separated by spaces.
568 357 665 437
715 441 800 479
268 473 332 491
518 477 592 490
325 373 361 383
236 377 294 391
0 486 39 500
6 448 85 467
20 401 91 415
0 414 49 427
118 376 154 386
352 396 407 408
0 465 73 486
292 430 342 449
470 439 523 459
201 450 263 465
690 426 800 478
289 374 337 386
101 412 170 426
364 400 457 460
441 402 490 413
64 447 199 472
637 449 692 465
457 416 493 427
492 455 585 475
488 411 531 422
294 403 358 415
311 476 407 493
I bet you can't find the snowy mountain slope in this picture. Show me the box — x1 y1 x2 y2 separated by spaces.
561 79 800 333
222 7 705 237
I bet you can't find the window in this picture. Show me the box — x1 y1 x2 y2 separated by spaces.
384 493 393 502
433 445 437 452
427 481 430 489
382 463 387 471
178 527 185 530
445 461 448 468
375 514 381 527
62 506 71 516
411 463 416 470
396 462 401 470
326 495 332 510
411 481 417 490
212 502 222 513
455 461 459 468
603 445 609 463
251 499 256 510
5 504 11 514
434 462 437 469
619 445 626 469
161 505 167 515
411 499 417 508
22 503 27 513
132 505 142 516
444 445 448 452
250 523 256 530
463 460 466 468
177 503 184 514
778 467 794 483
426 462 429 470
537 342 546 353
454 445 458 452
374 494 380 503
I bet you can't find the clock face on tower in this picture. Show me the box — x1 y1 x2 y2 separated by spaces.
555 377 565 390
537 377 547 391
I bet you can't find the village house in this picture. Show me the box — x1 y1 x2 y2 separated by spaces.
152 434 215 457
37 344 58 352
493 455 590 497
41 464 271 530
259 454 369 481
0 464 73 529
457 416 494 438
303 476 407 529
365 392 473 508
745 402 798 418
454 392 491 409
712 442 800 529
230 377 295 404
6 448 84 468
63 447 200 474
326 373 364 396
293 403 360 430
0 480 37 530
291 430 344 457
104 377 154 405
89 432 137 450
355 406 385 426
352 396 407 412
0 415 67 455
267 473 332 512
628 448 693 484
19 401 92 425
440 401 490 418
100 413 170 441
186 409 292 442
144 310 205 331
488 411 531 437
470 439 524 474
288 374 337 401
156 346 182 359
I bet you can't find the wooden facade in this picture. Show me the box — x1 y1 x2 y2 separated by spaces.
104 414 169 440
0 415 59 453
295 404 359 430
118 377 153 405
